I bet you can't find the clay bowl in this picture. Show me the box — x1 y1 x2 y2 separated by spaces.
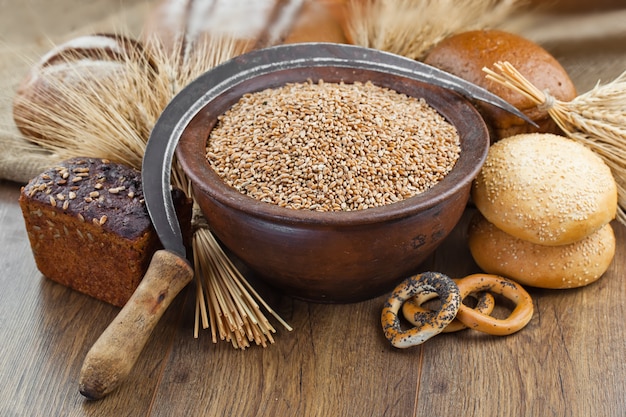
176 43 489 303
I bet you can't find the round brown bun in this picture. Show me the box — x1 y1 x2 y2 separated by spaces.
468 213 615 289
471 133 617 246
13 34 150 141
423 30 577 141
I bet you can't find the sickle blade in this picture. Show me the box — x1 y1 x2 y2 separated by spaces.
142 127 187 259
142 43 535 252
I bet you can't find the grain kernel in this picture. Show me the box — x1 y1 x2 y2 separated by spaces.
206 80 460 212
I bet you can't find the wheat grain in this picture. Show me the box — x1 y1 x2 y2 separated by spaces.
207 80 461 211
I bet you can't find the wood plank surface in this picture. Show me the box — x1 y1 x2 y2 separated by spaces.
2 178 625 416
1 1 626 416
417 213 626 417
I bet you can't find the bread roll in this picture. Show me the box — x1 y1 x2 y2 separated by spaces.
423 30 577 141
472 133 617 246
468 213 615 289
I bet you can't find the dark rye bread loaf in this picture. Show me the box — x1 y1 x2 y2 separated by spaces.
19 157 192 307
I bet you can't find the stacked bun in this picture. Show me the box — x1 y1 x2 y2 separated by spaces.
469 133 617 289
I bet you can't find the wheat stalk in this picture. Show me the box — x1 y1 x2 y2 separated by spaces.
345 0 524 61
12 48 158 168
12 31 291 348
484 61 626 224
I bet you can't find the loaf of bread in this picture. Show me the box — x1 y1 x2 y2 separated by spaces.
12 34 151 142
424 30 577 141
471 133 617 246
19 157 192 307
468 213 615 289
142 0 348 56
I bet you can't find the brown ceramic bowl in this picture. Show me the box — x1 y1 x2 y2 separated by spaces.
176 43 489 303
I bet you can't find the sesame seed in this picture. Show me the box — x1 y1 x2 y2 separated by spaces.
109 186 126 194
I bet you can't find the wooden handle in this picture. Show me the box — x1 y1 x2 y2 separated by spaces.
78 249 194 400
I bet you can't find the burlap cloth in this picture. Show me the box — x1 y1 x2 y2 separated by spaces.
1 0 625 184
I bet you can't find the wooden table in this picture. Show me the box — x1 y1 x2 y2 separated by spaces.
1 1 625 416
2 178 625 416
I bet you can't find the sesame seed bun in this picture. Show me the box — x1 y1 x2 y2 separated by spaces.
468 213 615 289
471 133 617 245
423 30 577 142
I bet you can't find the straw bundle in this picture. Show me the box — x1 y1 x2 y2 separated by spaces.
153 35 294 348
484 61 626 224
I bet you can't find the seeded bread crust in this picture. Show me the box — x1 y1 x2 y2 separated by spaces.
468 213 615 289
19 157 191 307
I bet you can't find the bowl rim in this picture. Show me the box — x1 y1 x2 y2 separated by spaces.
174 43 490 226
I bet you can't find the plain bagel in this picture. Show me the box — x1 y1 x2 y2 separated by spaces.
471 133 617 246
468 213 615 289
